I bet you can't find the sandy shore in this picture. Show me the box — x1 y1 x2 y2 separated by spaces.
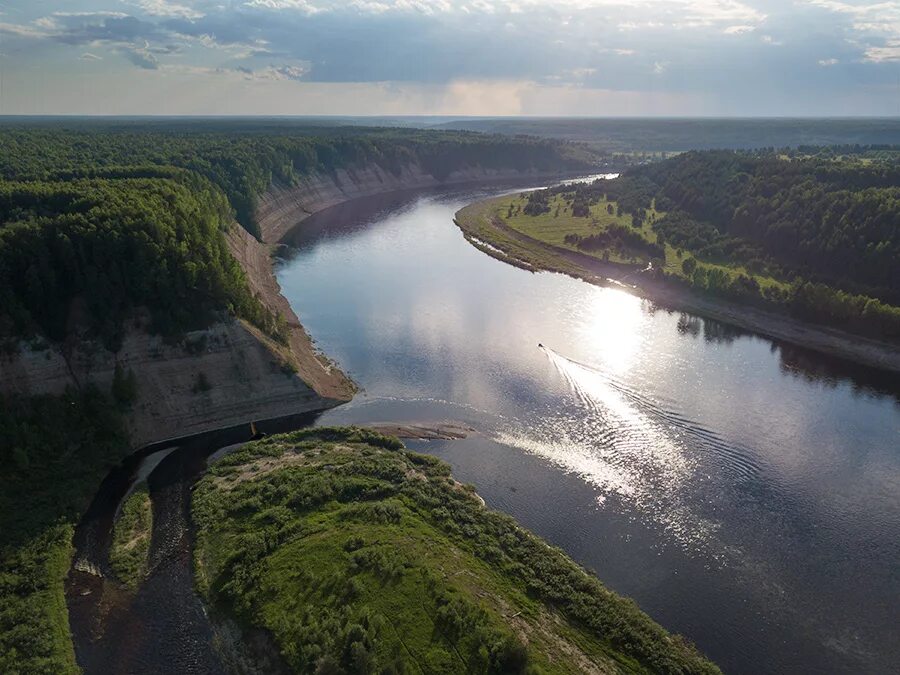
362 422 473 440
455 199 900 374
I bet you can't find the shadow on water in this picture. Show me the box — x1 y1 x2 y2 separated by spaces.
65 412 323 675
672 310 900 405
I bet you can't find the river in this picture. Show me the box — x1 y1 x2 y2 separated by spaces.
273 185 900 674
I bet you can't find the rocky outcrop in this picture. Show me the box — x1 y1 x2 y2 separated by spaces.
0 318 346 448
0 218 356 448
255 162 571 243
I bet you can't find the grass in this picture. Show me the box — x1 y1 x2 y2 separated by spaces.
469 191 789 294
499 193 662 266
193 427 719 675
0 389 129 674
109 483 153 589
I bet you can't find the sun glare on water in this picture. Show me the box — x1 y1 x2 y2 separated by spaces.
577 287 647 376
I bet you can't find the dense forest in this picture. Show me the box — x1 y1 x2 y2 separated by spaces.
0 124 593 348
0 169 275 349
0 124 595 239
0 389 128 674
436 118 900 152
194 427 719 674
547 149 900 340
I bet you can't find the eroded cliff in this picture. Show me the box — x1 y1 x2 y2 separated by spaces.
1 161 568 448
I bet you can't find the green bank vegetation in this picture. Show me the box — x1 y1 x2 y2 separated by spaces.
0 389 128 674
0 123 599 672
0 124 596 239
109 483 153 590
193 427 719 675
0 169 279 351
465 148 900 342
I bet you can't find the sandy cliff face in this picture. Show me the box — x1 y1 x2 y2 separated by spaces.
1 160 565 448
255 162 565 243
0 317 346 448
0 223 354 449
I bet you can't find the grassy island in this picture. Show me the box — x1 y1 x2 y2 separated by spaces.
193 427 719 674
109 483 153 590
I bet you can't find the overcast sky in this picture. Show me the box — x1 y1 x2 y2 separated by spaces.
0 0 899 116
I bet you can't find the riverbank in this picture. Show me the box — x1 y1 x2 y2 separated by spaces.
255 163 584 244
455 197 900 374
193 427 720 674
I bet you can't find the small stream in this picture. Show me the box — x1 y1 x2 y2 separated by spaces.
66 413 321 674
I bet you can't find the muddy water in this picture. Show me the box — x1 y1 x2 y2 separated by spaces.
66 414 321 674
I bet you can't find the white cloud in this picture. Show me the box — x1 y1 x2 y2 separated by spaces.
804 0 900 61
80 52 102 60
724 24 755 35
0 21 47 38
818 57 839 65
132 1 205 19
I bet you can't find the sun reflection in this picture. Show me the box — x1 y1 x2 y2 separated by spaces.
495 345 731 559
578 287 646 375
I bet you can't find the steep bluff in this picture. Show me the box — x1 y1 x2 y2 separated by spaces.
0 161 572 448
255 162 571 243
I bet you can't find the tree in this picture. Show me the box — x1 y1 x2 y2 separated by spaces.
111 363 138 407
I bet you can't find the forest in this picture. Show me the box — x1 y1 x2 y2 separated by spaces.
545 149 900 340
0 169 276 350
0 123 595 239
0 123 597 673
0 124 593 348
0 388 128 674
193 427 719 675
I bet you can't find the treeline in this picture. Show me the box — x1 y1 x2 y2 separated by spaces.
0 126 594 239
0 125 594 346
0 388 128 673
558 150 900 341
630 150 900 298
0 169 275 349
565 225 664 260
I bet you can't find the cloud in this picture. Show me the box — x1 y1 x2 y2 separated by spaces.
79 52 102 60
131 1 205 20
724 24 755 35
234 63 310 80
0 0 898 114
803 0 900 61
0 21 47 38
121 46 159 69
818 57 839 66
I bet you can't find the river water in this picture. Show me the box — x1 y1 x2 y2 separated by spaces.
274 186 900 674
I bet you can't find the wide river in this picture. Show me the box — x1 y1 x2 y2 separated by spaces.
276 184 900 674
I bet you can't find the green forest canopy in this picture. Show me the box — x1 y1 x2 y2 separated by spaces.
194 427 719 675
546 149 900 340
0 124 596 238
0 124 596 346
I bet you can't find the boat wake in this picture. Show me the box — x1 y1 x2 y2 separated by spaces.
492 345 759 563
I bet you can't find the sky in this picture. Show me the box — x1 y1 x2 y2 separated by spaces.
0 0 899 116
